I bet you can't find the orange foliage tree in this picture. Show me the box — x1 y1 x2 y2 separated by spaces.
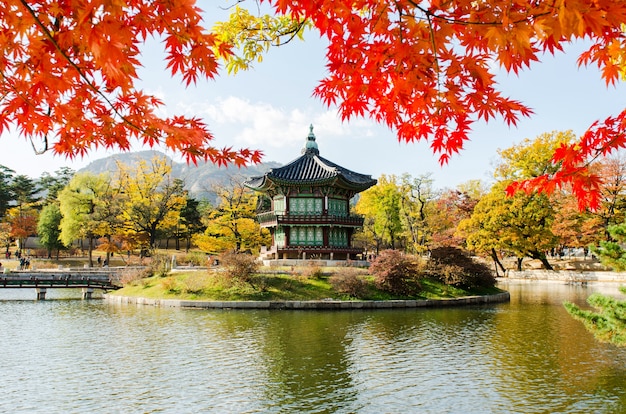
0 0 262 166
3 1 626 208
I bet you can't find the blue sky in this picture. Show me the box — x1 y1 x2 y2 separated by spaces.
1 4 625 190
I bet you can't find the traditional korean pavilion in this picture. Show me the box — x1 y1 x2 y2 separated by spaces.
244 125 377 261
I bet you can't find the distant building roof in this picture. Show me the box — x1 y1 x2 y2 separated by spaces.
244 125 377 194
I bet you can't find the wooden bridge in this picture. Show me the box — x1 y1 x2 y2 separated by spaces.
0 268 123 300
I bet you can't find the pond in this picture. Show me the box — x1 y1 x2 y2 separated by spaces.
0 280 624 413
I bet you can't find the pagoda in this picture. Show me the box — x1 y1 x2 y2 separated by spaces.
244 125 377 261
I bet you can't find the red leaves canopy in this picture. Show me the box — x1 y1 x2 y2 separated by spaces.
3 0 626 208
0 0 261 167
269 0 626 209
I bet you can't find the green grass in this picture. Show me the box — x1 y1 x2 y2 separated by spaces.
112 269 504 302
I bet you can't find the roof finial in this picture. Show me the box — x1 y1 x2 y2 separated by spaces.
302 124 319 155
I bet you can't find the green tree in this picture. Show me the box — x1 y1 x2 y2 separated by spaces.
564 288 626 347
178 196 206 252
0 166 15 219
398 173 436 254
38 167 75 204
355 175 403 252
37 203 64 259
58 172 118 267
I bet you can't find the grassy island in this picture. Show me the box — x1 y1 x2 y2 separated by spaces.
113 249 503 302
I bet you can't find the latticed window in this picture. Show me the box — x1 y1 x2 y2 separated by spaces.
275 228 285 247
289 226 323 246
328 198 348 217
329 228 348 246
289 197 323 215
273 196 286 214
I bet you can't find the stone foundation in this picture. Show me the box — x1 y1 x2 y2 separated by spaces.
104 291 510 310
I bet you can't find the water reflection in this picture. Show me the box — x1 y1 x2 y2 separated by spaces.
0 282 624 413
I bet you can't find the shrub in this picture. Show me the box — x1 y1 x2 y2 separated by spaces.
427 247 495 289
118 267 152 286
219 251 259 285
369 250 424 296
148 253 170 277
329 268 366 298
299 262 325 280
182 272 212 294
160 277 180 294
176 252 207 267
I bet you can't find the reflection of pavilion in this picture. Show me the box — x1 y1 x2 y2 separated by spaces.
244 126 377 262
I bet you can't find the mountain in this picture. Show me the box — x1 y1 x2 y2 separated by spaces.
79 150 280 205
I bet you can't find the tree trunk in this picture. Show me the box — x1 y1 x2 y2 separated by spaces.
516 257 523 271
490 248 506 276
530 250 554 270
88 236 94 267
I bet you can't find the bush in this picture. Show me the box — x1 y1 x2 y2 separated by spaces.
428 247 495 289
329 268 366 298
176 252 207 267
369 250 424 296
219 251 259 285
118 267 152 286
148 253 170 277
182 272 213 295
298 262 325 280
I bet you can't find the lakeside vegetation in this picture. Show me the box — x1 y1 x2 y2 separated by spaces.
113 268 503 302
110 248 502 302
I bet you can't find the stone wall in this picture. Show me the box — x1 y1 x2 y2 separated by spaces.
105 292 511 310
505 270 626 283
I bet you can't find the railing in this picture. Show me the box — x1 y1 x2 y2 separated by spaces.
276 245 363 254
0 269 122 290
257 212 364 226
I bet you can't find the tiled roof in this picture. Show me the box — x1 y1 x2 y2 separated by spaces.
244 126 377 192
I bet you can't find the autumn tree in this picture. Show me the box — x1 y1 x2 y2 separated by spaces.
589 155 626 239
429 181 485 249
4 1 626 209
218 1 626 209
194 177 269 253
459 132 571 271
0 0 261 168
116 158 186 252
6 174 40 251
58 172 119 266
459 182 558 272
550 191 604 256
0 223 11 257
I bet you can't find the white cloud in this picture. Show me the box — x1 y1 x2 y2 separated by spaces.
177 96 379 150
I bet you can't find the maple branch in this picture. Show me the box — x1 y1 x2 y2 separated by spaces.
17 0 149 138
406 0 552 28
424 11 442 94
0 68 50 153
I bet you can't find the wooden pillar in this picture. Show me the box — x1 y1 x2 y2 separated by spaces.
36 288 46 300
82 288 94 300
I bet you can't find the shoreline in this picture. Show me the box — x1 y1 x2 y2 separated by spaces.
103 291 511 310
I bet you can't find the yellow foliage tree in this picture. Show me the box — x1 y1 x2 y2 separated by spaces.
116 157 186 253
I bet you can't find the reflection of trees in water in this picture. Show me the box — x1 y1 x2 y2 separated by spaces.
259 311 362 412
489 282 626 413
126 290 626 412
